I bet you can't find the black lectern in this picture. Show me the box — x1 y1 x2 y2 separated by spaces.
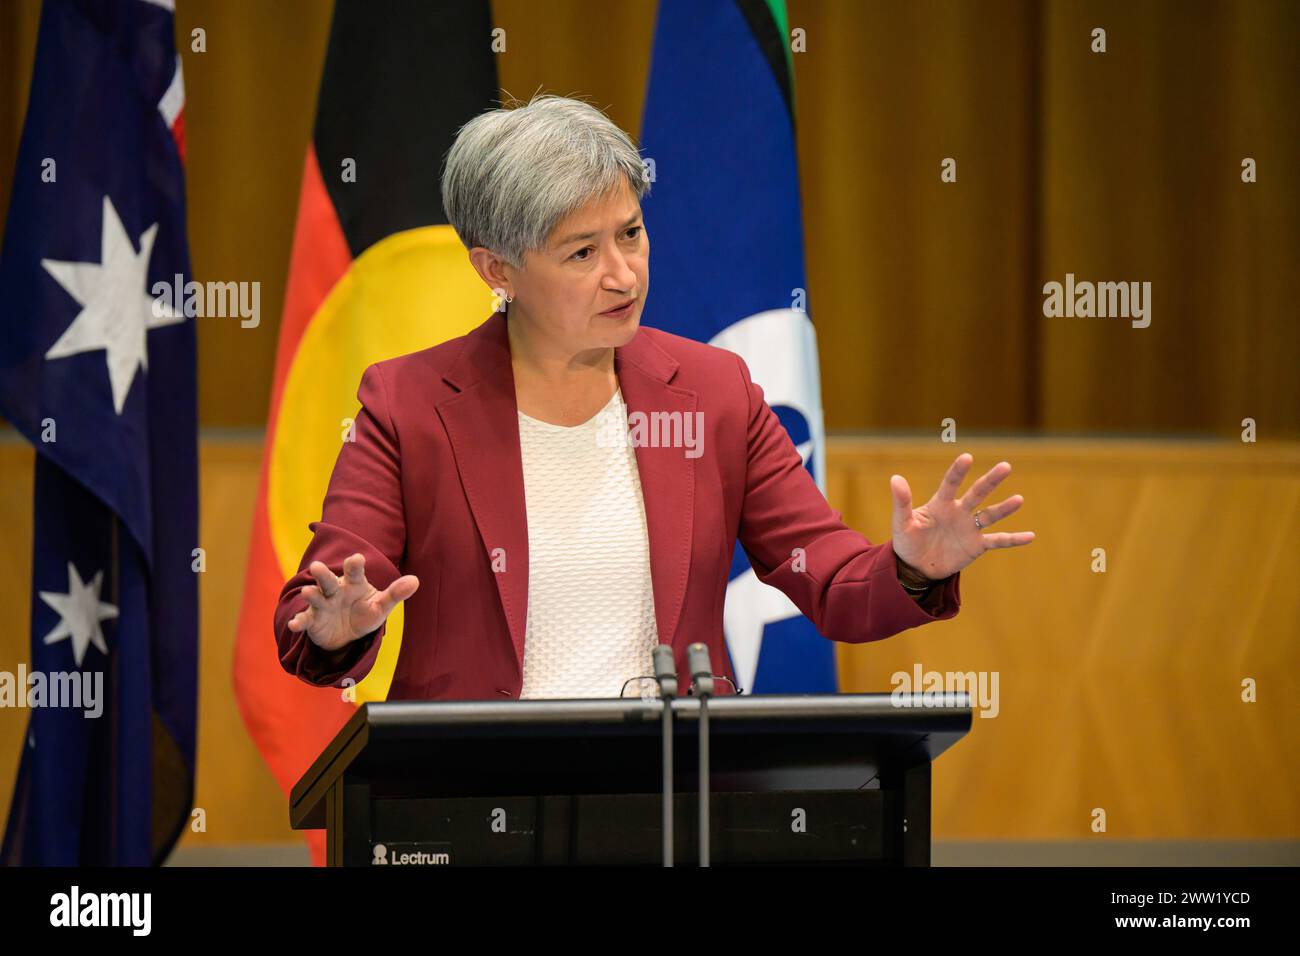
289 693 971 866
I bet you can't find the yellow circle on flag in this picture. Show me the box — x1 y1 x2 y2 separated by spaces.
268 224 488 704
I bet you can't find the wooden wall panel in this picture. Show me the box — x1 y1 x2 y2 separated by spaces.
1 437 1293 844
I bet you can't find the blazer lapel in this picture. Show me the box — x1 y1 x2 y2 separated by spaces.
437 311 698 677
616 330 697 650
436 312 530 673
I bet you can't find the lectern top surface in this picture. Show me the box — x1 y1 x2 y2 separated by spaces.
364 691 973 727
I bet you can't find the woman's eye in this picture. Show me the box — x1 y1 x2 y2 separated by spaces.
571 228 639 260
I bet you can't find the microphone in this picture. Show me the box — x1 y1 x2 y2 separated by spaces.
686 642 714 866
688 643 713 698
652 644 677 867
653 644 678 699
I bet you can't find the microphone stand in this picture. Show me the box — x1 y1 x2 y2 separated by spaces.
687 643 714 867
651 644 678 867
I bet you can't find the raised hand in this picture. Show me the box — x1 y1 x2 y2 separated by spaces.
285 552 420 653
890 453 1034 581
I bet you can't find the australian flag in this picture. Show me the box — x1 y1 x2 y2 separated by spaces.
0 0 197 865
641 0 837 694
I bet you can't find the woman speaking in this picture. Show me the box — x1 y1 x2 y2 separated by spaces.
275 95 1033 700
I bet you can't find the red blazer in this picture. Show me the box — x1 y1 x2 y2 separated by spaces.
274 311 960 699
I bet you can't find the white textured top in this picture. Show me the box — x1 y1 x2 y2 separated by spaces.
516 387 661 700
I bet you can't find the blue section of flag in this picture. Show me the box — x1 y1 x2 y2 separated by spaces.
641 0 837 693
0 0 197 865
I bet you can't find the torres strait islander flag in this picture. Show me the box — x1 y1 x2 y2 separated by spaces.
640 0 838 694
231 0 498 865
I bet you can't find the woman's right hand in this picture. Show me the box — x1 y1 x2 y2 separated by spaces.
286 552 420 653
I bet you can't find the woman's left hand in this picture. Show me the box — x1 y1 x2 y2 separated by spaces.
890 453 1034 581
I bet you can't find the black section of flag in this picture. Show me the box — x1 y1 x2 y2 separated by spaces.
313 0 499 258
736 0 794 123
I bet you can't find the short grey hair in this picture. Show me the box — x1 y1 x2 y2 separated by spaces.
441 93 649 269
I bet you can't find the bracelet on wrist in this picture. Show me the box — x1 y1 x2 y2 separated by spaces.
895 555 936 592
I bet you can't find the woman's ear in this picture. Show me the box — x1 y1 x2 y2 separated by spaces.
467 246 511 301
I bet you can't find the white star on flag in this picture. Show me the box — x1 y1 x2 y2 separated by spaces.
39 561 119 668
41 195 186 414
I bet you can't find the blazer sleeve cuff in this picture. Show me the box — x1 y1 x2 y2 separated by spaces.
874 540 961 625
277 592 385 688
816 539 962 643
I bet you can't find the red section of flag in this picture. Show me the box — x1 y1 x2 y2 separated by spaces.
170 110 185 164
232 145 354 867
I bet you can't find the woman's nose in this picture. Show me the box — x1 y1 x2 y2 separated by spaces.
603 248 638 291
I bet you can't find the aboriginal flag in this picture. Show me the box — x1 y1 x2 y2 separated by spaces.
232 0 498 866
